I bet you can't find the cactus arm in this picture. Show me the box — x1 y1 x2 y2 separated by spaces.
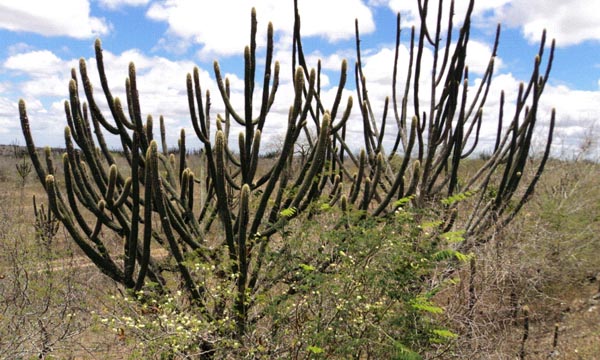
90 109 121 173
213 61 246 126
359 177 371 212
290 114 330 210
331 96 353 133
145 115 154 143
235 184 250 335
125 133 141 286
238 132 249 185
328 60 348 123
214 131 237 262
391 14 406 149
248 130 261 184
113 177 132 208
265 61 280 114
446 77 469 197
186 73 208 144
148 142 203 305
113 97 135 140
127 63 149 153
159 115 168 155
178 129 187 183
460 109 483 159
376 97 389 155
89 200 109 255
46 174 125 283
250 106 297 236
349 149 366 205
367 153 384 206
499 109 555 227
373 117 417 216
256 22 274 132
79 58 120 135
135 147 154 290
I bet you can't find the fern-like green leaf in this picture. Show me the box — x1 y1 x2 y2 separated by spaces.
279 207 297 219
421 220 443 230
307 345 324 354
429 328 459 344
393 342 422 360
299 263 315 272
431 328 458 339
432 249 472 263
441 190 476 206
393 195 415 208
410 297 444 314
441 230 465 243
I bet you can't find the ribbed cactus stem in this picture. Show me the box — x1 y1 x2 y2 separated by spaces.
46 174 124 283
105 164 118 207
238 131 248 183
235 183 251 335
179 128 186 183
44 147 55 176
113 177 132 208
148 140 202 304
407 160 421 196
367 153 384 205
215 130 236 261
186 169 195 214
292 67 304 119
159 115 168 154
360 177 372 211
340 195 348 212
248 129 261 182
180 168 190 203
290 113 330 210
349 149 366 204
331 95 353 133
128 63 145 146
90 200 106 241
135 142 154 290
146 114 153 141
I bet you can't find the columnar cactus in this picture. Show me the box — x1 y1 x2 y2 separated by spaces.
19 0 554 338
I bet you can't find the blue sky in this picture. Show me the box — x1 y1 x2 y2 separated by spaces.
1 0 600 156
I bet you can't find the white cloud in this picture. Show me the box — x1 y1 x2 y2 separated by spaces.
465 40 503 75
0 0 109 39
386 0 510 32
146 0 374 58
99 0 150 10
4 47 222 148
539 85 600 149
379 0 594 50
495 0 600 46
4 50 72 77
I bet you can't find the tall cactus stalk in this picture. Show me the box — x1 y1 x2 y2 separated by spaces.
19 0 554 340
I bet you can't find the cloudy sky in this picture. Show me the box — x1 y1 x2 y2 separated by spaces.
1 0 600 156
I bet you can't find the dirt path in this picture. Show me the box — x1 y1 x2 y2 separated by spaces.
29 248 170 275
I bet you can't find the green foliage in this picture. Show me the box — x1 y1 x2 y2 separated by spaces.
441 190 477 206
279 206 297 219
